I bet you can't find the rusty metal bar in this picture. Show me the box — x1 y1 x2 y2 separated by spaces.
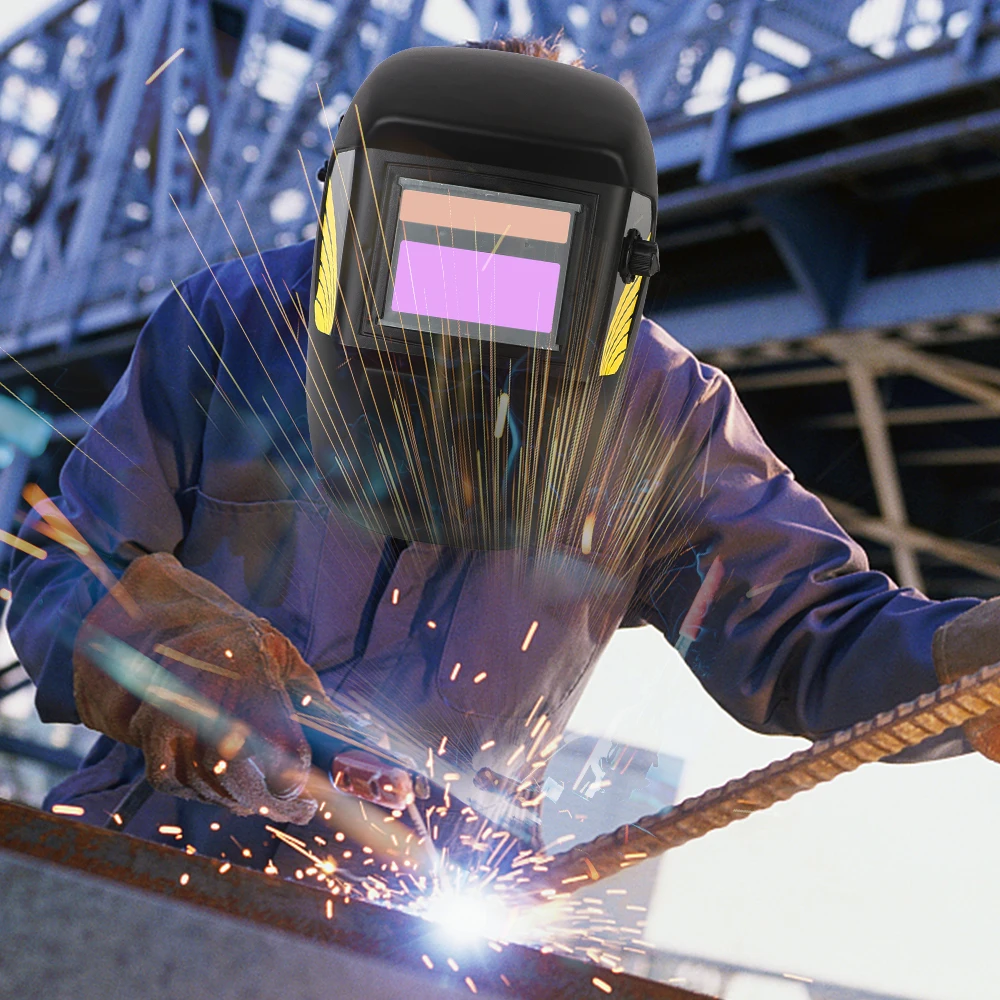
516 662 1000 899
0 800 707 1000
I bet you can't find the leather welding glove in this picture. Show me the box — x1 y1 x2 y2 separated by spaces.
73 551 323 824
933 597 1000 761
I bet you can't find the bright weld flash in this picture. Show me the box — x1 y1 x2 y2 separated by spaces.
421 890 511 947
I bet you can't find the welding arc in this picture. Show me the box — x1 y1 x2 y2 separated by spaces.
515 662 1000 899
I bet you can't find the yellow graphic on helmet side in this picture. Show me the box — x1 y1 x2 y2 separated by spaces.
599 276 640 376
314 180 337 335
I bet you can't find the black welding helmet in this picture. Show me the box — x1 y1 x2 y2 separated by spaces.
306 46 658 550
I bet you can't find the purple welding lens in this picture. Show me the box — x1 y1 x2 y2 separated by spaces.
390 240 561 335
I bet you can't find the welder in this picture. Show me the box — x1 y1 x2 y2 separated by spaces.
6 39 1000 874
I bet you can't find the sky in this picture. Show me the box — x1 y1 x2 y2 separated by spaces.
0 1 60 45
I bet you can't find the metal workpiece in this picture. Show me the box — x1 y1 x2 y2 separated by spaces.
0 800 708 1000
516 662 1000 898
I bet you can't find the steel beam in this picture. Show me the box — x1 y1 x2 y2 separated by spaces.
652 253 1000 353
806 402 996 428
0 800 706 1000
58 0 172 327
841 354 924 590
751 189 867 327
698 0 760 184
821 495 1000 582
657 105 1000 220
651 30 1000 174
0 734 82 771
899 446 1000 465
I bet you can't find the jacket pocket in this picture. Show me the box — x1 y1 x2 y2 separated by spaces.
177 490 325 651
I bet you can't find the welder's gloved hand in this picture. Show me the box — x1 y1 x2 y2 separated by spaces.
933 597 1000 761
73 552 323 824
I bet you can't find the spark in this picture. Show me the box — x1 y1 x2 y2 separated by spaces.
153 643 239 679
473 671 487 684
23 484 137 616
27 519 86 554
51 804 84 816
494 392 510 439
158 825 182 836
450 662 462 681
218 862 231 874
427 620 437 629
581 512 596 554
421 955 434 970
529 714 548 739
520 620 539 652
145 47 185 86
0 588 8 601
783 973 814 983
465 977 478 993
481 224 512 270
392 588 400 604
0 529 46 560
438 736 448 755
447 959 460 972
480 740 495 750
524 696 544 728
179 873 190 886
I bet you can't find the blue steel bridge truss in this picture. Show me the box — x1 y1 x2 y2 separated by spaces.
0 0 990 350
3 1 1000 608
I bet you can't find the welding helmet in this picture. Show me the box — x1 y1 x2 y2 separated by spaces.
307 46 658 550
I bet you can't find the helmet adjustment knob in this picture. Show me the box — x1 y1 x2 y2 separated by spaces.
618 229 660 284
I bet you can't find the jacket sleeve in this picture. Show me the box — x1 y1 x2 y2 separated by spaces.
628 320 978 752
5 276 223 723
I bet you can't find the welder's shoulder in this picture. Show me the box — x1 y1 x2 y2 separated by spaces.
169 239 315 337
633 315 726 389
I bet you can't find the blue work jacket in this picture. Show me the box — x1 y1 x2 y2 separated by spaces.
5 239 976 869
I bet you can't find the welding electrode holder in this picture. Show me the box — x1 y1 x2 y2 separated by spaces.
289 686 431 808
103 681 430 832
